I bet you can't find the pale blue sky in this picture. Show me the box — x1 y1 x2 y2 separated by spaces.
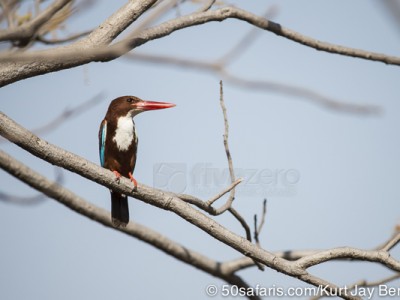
1 1 400 299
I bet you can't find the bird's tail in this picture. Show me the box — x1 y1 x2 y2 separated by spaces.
111 192 129 227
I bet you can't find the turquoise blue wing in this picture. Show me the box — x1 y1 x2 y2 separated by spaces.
98 120 107 167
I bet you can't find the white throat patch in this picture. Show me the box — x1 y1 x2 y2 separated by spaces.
113 115 137 151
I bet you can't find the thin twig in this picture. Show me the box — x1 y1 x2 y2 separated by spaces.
207 80 236 209
130 0 179 37
380 232 400 252
219 6 277 65
228 207 251 242
254 198 267 245
310 273 400 300
205 178 242 206
180 82 244 215
178 178 242 215
221 70 381 115
36 29 91 44
296 247 400 272
0 0 15 28
353 273 400 288
178 82 242 215
178 82 262 270
0 92 104 144
195 0 216 13
257 199 267 236
127 53 381 115
0 167 64 205
218 81 264 271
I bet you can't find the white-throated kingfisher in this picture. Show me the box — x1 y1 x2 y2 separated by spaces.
99 96 175 227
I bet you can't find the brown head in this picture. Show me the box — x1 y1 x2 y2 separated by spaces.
106 95 175 119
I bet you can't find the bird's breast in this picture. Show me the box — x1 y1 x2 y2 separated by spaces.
112 115 137 151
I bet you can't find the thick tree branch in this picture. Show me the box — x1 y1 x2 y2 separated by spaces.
75 0 158 47
0 112 369 300
0 6 399 87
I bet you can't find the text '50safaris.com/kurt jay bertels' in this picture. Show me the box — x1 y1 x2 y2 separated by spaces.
204 284 400 299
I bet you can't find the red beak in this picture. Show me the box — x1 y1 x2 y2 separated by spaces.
137 100 176 111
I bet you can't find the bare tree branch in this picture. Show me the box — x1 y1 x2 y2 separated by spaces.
129 0 178 38
377 0 400 34
206 178 243 206
1 111 374 300
0 0 18 28
219 70 381 115
126 53 381 115
195 0 216 13
215 80 263 269
207 80 236 208
218 6 277 65
0 92 104 144
380 232 400 252
363 273 400 287
180 81 263 270
254 198 267 245
310 273 400 300
296 247 400 271
222 250 323 274
0 166 63 205
1 6 399 87
36 29 91 45
178 83 249 239
0 191 47 205
76 0 158 47
178 181 237 215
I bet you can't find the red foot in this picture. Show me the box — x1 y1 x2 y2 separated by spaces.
113 170 121 181
128 172 138 189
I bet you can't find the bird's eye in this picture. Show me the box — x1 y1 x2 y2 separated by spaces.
126 97 133 103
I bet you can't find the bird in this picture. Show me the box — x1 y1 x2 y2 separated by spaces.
99 96 175 227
